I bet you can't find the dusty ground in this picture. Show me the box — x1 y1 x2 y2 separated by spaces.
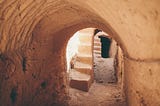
68 82 126 106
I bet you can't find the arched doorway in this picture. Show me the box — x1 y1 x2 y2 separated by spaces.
66 28 125 105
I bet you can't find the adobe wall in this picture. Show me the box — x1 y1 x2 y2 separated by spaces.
124 59 160 106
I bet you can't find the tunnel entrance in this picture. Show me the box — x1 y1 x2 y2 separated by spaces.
66 28 126 106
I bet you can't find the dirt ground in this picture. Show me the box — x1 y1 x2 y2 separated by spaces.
68 82 126 106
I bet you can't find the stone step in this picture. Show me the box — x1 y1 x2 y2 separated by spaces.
94 53 101 58
94 42 101 46
79 43 91 47
74 62 92 75
69 69 91 92
76 54 92 64
94 46 101 51
78 44 92 54
79 34 92 42
94 41 100 44
94 37 100 42
93 50 101 54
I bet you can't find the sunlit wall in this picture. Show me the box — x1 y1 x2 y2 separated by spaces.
66 32 80 71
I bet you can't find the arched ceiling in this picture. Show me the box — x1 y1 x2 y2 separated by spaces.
0 0 160 60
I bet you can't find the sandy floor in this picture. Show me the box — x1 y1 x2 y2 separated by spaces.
68 82 126 106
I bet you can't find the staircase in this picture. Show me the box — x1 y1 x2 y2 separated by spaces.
69 29 94 92
93 35 101 59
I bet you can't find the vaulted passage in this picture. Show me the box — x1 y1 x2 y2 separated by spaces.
0 0 160 106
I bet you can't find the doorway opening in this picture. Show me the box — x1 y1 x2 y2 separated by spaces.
66 28 125 106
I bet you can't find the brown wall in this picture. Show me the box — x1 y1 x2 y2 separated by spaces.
124 59 160 106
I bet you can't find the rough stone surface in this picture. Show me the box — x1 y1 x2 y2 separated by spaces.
94 58 117 83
